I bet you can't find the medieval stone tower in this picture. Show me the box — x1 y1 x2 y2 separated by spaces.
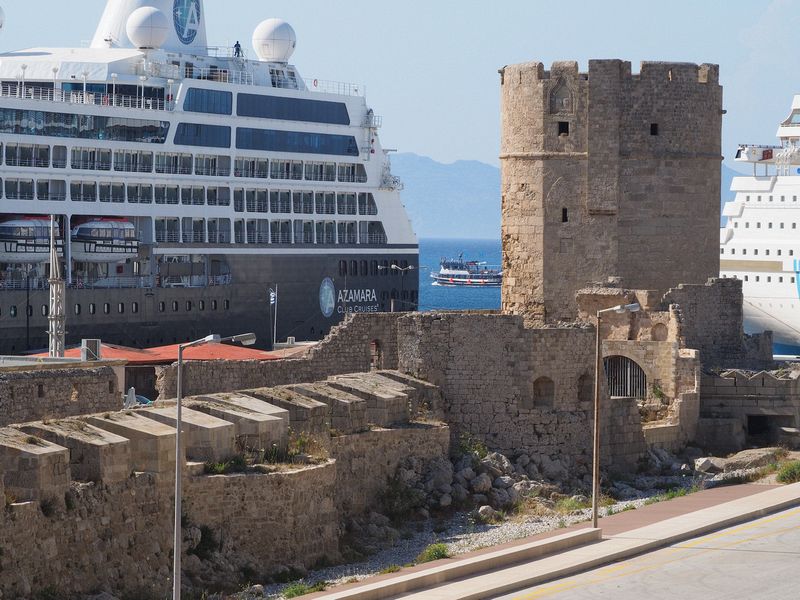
499 60 722 324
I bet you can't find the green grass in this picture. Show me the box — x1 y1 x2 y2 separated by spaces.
777 460 800 484
554 497 591 513
416 543 450 564
203 454 248 475
282 581 328 598
379 564 402 574
644 485 699 506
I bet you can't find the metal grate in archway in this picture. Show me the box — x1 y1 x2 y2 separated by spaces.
603 355 646 399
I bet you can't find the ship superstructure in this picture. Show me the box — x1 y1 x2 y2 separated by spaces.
720 95 800 354
0 0 418 352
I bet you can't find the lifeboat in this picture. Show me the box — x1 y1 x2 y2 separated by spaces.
71 217 138 263
0 216 60 264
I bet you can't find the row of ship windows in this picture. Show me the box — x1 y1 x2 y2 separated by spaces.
1 178 378 215
744 195 800 203
732 221 797 230
155 219 387 245
726 275 797 284
1 299 231 318
0 143 368 182
0 108 361 156
338 259 410 277
720 248 795 256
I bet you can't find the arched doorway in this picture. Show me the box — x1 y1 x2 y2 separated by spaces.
603 355 646 399
370 339 383 370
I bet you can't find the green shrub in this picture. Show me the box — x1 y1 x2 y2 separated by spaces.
457 433 488 459
379 564 401 574
777 460 800 484
283 581 327 598
380 475 425 521
416 543 450 564
203 454 248 475
555 496 591 513
188 525 219 561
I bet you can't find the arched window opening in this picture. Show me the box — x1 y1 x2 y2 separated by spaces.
603 356 646 399
533 376 555 408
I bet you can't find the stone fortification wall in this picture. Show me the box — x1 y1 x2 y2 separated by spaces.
155 313 401 399
500 59 722 324
661 278 773 369
0 365 121 427
696 370 800 453
396 312 647 473
330 425 450 516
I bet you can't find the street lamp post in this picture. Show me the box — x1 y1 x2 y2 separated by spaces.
591 302 640 529
173 332 256 600
378 264 419 311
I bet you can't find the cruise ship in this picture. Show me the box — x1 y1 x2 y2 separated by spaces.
0 0 418 353
720 95 800 355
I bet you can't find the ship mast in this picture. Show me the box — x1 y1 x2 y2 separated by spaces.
47 215 65 357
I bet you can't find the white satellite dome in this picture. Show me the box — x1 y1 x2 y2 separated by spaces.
252 19 296 63
126 6 170 49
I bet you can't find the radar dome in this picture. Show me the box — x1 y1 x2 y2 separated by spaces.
252 19 296 63
126 6 169 49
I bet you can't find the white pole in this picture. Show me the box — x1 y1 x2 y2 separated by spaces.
273 284 278 349
173 345 184 600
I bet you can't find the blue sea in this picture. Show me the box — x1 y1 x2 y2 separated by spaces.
418 238 501 312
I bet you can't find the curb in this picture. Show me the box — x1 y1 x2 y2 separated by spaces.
314 528 601 600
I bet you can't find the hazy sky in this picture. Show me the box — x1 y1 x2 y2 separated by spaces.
0 1 796 168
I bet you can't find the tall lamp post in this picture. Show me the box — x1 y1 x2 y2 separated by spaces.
173 332 256 600
378 264 419 311
592 302 639 529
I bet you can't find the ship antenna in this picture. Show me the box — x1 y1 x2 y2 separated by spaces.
48 215 66 358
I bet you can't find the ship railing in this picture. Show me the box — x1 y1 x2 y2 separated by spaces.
99 196 125 203
0 85 171 112
181 232 206 243
182 66 254 86
206 232 231 244
359 234 388 245
0 277 50 291
155 231 181 243
5 158 51 168
195 167 231 177
72 161 112 171
160 274 231 288
363 114 383 128
69 276 154 290
304 78 365 97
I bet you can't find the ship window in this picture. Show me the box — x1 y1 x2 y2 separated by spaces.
224 299 230 310
780 223 785 229
351 260 358 276
234 157 269 179
791 250 795 256
211 300 218 310
757 223 761 228
37 180 67 201
71 181 97 202
8 305 16 318
768 223 773 229
305 162 337 182
0 108 169 143
132 302 139 314
155 152 193 175
755 276 760 282
158 302 165 313
742 249 747 255
234 189 244 212
74 304 81 315
315 192 336 215
186 301 192 311
360 260 368 276
780 277 784 282
793 277 796 283
194 154 230 177
183 88 233 115
175 123 231 148
778 250 783 255
103 303 110 314
172 301 179 312
757 196 762 202
339 260 347 276
89 303 96 315
754 249 758 255
114 150 153 173
730 249 735 254
41 305 48 317
558 121 569 136
270 160 304 180
795 196 798 202
793 224 797 229
199 300 205 311
358 193 378 216
370 260 379 276
767 276 772 282
337 193 357 215
769 196 773 202
745 222 749 228
782 196 786 202
338 163 367 183
5 179 34 200
236 127 359 157
744 276 749 281
562 207 568 223
117 303 124 314
237 93 350 125
650 123 659 136
746 195 750 201
734 222 738 228
720 248 724 254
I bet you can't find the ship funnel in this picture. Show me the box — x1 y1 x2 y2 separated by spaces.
91 0 208 54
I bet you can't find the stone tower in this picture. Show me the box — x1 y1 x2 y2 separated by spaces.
499 60 722 324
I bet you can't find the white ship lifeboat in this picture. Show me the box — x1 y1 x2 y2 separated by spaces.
71 218 139 263
0 216 60 264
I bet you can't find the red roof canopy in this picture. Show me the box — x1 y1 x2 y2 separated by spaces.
34 342 280 365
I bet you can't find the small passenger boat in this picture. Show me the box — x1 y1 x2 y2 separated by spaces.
431 254 502 287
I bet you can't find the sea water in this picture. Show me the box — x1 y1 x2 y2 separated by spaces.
418 238 501 312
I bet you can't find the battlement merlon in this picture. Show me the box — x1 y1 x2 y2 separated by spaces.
499 60 719 85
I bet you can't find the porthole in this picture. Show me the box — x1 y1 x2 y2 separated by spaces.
159 301 165 313
104 303 110 314
132 302 139 314
172 301 179 312
89 303 96 315
223 299 230 310
74 304 81 315
9 305 17 318
118 303 124 314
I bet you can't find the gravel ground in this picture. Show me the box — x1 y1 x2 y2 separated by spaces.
259 497 648 599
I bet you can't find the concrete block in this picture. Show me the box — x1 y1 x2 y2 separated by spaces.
87 412 176 475
19 420 131 484
139 405 236 463
0 427 70 502
186 394 288 452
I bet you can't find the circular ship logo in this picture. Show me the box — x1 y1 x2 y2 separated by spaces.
173 0 201 45
319 278 336 318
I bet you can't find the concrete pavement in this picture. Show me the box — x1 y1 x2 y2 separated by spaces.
310 482 800 600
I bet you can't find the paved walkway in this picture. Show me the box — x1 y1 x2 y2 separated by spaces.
308 483 787 599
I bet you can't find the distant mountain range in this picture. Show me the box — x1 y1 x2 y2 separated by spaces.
392 152 740 237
